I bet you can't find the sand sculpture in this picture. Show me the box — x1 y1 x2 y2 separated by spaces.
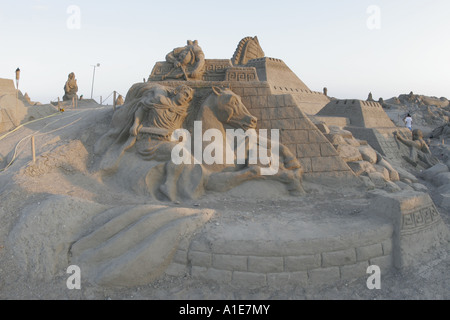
161 40 205 81
63 72 78 101
3 37 448 292
231 36 265 66
71 37 446 288
395 129 439 168
116 94 124 106
95 83 304 201
0 78 57 133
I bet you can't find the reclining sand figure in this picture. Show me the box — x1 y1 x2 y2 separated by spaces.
394 129 439 168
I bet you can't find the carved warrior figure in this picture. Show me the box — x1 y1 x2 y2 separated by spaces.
394 129 439 168
63 72 78 101
231 36 265 66
162 40 205 81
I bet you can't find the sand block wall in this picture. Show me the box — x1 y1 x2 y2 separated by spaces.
166 209 395 289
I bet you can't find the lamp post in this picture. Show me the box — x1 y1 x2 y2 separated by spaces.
15 68 20 121
90 63 100 100
15 68 20 89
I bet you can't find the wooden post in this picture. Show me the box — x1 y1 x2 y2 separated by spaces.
113 91 117 112
31 136 36 163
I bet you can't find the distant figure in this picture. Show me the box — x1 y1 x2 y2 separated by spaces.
404 113 413 131
24 93 32 104
367 92 374 102
63 72 78 101
80 95 84 100
323 87 328 96
116 95 124 106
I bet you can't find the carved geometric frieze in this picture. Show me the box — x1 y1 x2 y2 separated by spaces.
401 204 441 235
225 67 259 82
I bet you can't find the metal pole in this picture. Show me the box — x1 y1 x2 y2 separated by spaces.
31 136 36 163
15 68 20 125
91 66 96 100
113 91 117 112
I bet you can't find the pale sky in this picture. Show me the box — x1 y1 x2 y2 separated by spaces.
0 0 449 104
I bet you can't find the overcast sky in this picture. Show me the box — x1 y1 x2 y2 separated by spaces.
0 0 449 104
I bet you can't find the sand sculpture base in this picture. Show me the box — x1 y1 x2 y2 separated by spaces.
164 190 448 289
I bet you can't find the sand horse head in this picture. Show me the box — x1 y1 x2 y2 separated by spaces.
198 87 257 132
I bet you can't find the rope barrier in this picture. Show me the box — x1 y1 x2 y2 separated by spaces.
0 111 87 172
0 112 61 142
101 91 124 105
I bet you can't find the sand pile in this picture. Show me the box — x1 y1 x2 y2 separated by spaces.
0 97 58 131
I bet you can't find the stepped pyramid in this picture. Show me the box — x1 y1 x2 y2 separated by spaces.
316 99 411 161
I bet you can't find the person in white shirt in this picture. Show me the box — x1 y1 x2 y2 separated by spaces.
404 113 413 131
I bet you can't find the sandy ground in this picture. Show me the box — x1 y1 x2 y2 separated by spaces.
0 103 449 301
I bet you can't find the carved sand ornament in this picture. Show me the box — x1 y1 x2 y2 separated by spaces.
232 36 265 66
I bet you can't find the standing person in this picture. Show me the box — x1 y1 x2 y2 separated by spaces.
404 113 413 131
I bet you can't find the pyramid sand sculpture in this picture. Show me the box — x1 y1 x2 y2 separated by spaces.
316 99 413 162
147 38 355 183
